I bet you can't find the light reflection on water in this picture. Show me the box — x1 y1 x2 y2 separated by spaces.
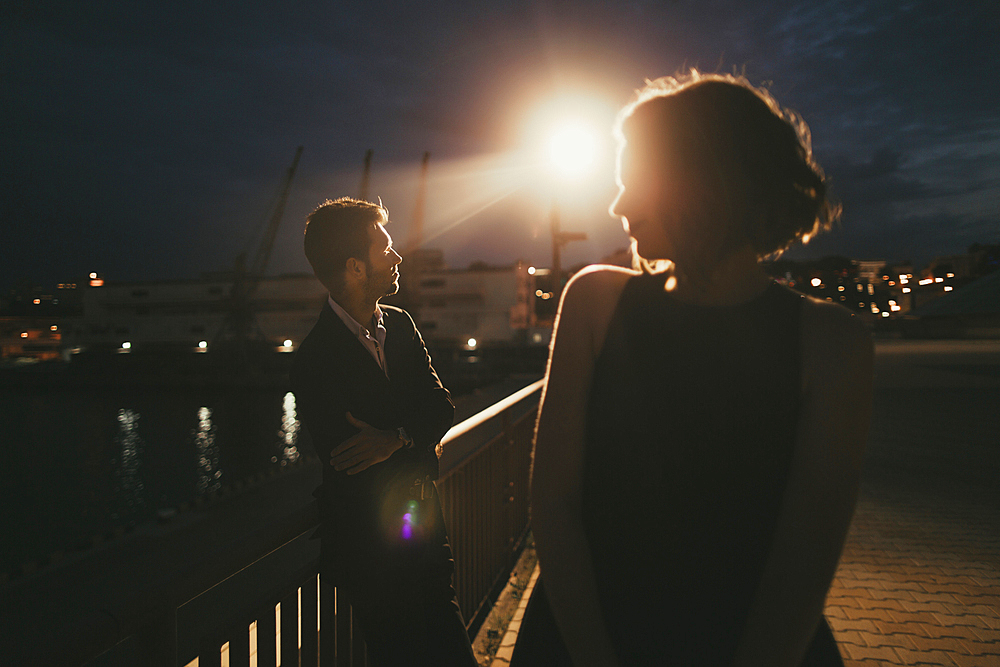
276 391 301 466
194 406 222 495
112 408 146 519
0 386 310 573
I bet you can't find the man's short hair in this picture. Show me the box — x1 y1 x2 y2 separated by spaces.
303 197 388 293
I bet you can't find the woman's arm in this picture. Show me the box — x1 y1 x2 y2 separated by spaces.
531 266 632 667
732 298 874 667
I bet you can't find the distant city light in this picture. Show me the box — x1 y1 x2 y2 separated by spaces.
881 312 890 318
50 325 58 331
527 266 536 275
467 338 478 349
856 284 863 292
283 339 292 347
902 287 911 293
121 341 131 349
919 278 933 285
867 284 875 295
90 272 98 279
944 285 953 292
536 289 544 297
934 277 943 283
810 278 822 287
198 340 208 348
870 304 880 314
837 285 845 292
33 298 40 304
946 273 955 278
20 332 28 338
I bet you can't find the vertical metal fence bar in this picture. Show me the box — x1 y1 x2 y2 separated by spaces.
257 604 278 667
229 623 251 666
301 576 319 667
351 607 367 667
199 639 222 667
280 590 300 667
334 588 352 667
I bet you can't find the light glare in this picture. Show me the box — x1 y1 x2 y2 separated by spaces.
548 123 597 179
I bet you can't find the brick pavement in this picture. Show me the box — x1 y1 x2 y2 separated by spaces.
824 340 1000 666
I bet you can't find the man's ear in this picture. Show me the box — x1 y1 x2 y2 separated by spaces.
344 256 367 284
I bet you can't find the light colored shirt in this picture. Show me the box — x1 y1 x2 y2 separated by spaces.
327 295 388 377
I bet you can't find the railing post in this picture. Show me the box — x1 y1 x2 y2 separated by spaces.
258 604 278 667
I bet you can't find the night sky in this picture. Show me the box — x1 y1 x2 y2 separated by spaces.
3 0 998 289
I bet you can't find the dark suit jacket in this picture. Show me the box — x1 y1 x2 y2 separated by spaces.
290 302 454 521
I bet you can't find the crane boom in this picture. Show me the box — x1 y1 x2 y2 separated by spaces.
251 145 303 280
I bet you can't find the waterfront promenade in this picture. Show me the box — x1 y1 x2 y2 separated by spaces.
824 339 1000 666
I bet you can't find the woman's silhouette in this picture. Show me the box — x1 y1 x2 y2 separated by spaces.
521 72 873 666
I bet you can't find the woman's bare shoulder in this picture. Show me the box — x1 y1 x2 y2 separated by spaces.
558 265 639 355
564 264 637 301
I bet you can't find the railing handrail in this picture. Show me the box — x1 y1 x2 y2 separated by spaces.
443 379 544 442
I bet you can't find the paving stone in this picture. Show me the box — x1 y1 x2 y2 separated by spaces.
830 618 880 633
921 624 983 641
951 656 1000 667
875 620 930 637
907 636 975 654
933 613 991 629
970 627 1000 642
893 647 959 665
863 633 918 650
843 644 903 663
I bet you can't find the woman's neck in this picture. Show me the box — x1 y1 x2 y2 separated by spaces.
668 245 771 306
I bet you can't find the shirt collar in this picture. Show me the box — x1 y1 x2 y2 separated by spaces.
327 294 383 339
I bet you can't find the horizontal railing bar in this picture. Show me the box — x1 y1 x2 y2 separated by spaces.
442 379 544 443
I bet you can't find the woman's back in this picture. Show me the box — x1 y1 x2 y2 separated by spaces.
583 271 807 664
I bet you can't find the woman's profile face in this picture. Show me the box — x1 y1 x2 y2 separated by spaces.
610 141 691 263
610 132 737 267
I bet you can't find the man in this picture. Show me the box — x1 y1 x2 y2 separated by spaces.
291 197 476 666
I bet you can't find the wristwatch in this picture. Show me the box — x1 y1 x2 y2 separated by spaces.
397 427 414 449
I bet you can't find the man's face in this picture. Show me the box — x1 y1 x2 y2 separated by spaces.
364 223 402 301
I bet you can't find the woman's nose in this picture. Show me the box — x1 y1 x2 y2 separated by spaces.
608 184 628 219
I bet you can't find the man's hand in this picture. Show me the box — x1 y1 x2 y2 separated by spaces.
330 412 404 475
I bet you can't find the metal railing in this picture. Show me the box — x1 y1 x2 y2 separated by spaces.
5 379 543 667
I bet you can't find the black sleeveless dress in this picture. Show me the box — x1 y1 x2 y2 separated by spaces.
513 272 843 666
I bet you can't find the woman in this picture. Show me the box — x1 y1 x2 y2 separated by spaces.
523 73 873 666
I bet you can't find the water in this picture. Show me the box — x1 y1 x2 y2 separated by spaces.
0 384 307 574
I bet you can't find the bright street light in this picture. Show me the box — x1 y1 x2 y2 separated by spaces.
547 121 598 179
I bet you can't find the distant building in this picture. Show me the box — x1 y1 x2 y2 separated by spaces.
68 273 326 354
398 261 549 350
853 259 887 284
